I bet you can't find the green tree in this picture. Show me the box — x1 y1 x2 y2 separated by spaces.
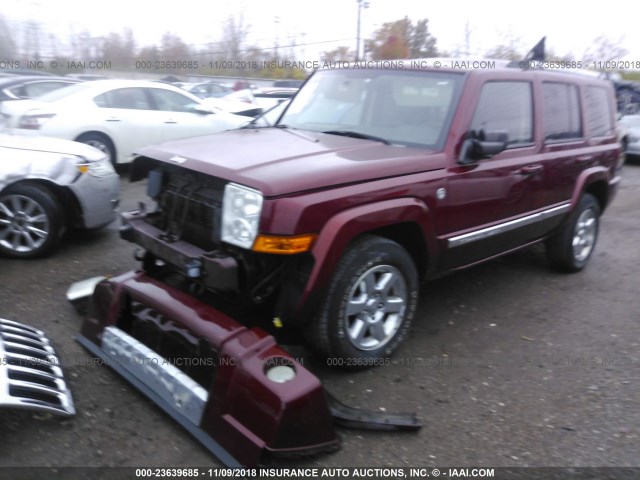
367 17 437 60
408 19 437 58
321 46 353 63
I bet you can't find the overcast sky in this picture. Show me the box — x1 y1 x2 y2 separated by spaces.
3 0 639 64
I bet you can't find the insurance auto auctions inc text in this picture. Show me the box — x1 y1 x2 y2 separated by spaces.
202 467 495 478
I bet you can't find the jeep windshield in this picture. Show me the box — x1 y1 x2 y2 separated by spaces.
278 68 464 149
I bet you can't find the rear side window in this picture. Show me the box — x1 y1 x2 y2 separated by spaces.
471 81 533 146
23 81 76 98
94 88 152 110
584 86 614 137
147 88 198 112
542 82 582 141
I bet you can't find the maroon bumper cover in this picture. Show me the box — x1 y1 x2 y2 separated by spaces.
77 270 339 467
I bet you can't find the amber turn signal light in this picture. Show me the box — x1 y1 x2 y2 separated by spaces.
253 234 316 254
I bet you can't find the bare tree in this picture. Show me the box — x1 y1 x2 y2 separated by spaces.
0 14 17 58
582 35 628 64
101 28 136 69
160 32 190 59
485 31 525 61
70 29 94 60
221 15 250 58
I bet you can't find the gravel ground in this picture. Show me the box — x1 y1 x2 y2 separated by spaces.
1 163 638 476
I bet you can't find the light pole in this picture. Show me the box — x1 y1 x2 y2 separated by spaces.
274 16 280 61
355 0 369 62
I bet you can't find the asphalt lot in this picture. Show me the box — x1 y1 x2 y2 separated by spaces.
1 162 638 472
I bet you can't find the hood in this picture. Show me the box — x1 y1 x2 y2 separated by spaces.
0 132 106 161
135 127 445 197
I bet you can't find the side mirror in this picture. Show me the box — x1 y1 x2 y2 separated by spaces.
458 130 507 165
193 104 215 115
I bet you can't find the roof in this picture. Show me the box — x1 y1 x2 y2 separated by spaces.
0 75 78 86
318 58 613 85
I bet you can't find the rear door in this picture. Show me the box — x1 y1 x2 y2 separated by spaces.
536 81 587 206
92 87 164 160
442 79 546 269
145 87 228 142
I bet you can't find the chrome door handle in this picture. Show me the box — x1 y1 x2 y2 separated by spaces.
518 164 543 175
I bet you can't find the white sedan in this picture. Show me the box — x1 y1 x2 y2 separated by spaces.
1 80 250 164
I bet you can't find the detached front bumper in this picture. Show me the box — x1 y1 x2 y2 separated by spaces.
76 271 339 467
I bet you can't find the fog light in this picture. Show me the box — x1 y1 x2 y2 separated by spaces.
265 365 296 383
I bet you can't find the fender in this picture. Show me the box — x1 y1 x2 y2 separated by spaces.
570 166 614 212
1 175 74 193
295 197 436 318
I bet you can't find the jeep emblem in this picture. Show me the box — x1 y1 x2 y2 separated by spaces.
169 155 187 164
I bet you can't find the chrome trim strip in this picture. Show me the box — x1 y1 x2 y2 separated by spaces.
76 334 242 468
101 326 208 426
448 204 571 248
0 318 75 417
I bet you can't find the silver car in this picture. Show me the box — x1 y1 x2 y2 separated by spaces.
619 114 640 160
0 132 119 258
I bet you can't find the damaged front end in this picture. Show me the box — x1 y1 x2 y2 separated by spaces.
70 153 420 467
75 271 341 467
0 318 75 417
73 271 420 467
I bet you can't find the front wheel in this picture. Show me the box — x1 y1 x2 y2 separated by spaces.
0 184 65 258
76 133 116 166
546 193 600 272
307 235 419 369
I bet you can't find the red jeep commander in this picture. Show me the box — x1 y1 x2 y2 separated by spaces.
78 61 622 465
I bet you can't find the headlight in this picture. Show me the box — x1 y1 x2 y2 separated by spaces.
221 183 263 249
76 156 115 177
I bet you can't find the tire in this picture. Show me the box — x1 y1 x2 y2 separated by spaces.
0 184 65 258
307 235 419 369
546 193 600 272
76 133 116 166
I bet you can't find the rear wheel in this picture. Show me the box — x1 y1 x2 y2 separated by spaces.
546 193 600 272
0 184 65 258
307 235 419 369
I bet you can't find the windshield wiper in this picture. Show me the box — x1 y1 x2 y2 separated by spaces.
322 130 390 145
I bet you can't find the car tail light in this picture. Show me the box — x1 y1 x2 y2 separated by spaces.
18 113 55 129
